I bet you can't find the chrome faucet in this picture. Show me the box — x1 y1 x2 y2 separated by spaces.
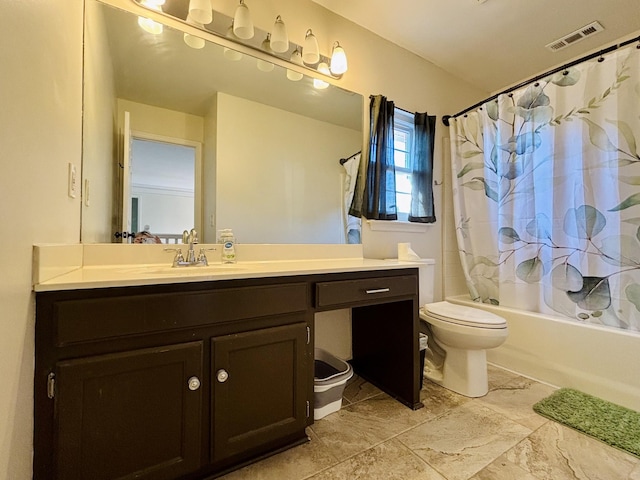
184 229 198 264
165 228 216 267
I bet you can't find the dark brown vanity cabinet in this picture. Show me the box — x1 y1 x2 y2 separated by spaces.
34 268 421 479
211 322 309 463
53 342 204 480
35 280 312 480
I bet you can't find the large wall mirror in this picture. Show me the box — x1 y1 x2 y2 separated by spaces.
81 0 364 244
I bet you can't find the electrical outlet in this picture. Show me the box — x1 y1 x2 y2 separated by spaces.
68 163 77 199
209 214 215 227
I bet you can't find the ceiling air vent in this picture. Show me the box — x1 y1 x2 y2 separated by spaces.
545 21 604 52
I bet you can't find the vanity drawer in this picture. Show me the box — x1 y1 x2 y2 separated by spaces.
53 283 309 346
315 275 417 308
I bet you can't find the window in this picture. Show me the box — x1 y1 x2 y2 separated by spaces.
393 109 416 221
354 95 435 227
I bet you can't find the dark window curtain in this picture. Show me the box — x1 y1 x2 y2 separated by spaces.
408 113 436 223
349 95 397 220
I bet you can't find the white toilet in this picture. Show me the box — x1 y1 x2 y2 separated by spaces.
416 260 508 397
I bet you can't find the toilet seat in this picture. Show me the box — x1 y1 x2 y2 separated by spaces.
423 301 507 329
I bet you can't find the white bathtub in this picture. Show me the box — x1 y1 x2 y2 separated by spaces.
446 295 640 411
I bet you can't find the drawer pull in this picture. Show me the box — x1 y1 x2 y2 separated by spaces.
365 288 391 294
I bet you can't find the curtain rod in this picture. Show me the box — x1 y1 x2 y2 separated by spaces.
339 150 361 165
442 34 640 127
368 95 414 115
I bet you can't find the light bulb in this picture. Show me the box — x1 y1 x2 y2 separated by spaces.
188 0 213 25
286 48 304 81
233 0 254 40
270 16 289 53
257 35 275 72
137 0 163 35
302 29 319 65
330 42 348 75
314 62 330 89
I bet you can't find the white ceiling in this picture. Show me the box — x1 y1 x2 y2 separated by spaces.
312 0 640 93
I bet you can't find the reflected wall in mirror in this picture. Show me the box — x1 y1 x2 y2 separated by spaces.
81 0 364 244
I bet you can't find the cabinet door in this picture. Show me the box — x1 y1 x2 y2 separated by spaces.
54 342 203 480
211 322 308 462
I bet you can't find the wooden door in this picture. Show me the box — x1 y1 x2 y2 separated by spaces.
211 322 308 462
54 342 203 480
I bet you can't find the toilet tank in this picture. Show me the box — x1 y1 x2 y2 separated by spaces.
416 259 435 306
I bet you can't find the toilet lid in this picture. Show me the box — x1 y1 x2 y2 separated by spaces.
424 301 507 329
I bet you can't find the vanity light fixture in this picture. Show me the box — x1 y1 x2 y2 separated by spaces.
257 34 275 72
302 29 320 64
184 15 205 49
188 0 213 25
330 42 348 75
137 0 164 35
134 0 348 80
286 47 304 81
223 23 243 61
313 62 330 89
270 16 289 53
233 0 254 40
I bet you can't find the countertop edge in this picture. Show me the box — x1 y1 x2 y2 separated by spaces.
33 259 426 292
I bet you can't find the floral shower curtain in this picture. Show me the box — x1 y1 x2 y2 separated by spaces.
450 42 640 331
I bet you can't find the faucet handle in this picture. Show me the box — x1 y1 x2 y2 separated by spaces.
190 228 198 244
197 247 216 266
164 247 185 266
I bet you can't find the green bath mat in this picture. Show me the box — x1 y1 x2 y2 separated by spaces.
533 388 640 458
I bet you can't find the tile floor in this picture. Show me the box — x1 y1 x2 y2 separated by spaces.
221 365 640 480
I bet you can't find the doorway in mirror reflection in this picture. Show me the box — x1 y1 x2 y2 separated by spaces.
130 136 198 242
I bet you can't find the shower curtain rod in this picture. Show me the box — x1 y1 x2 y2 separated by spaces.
442 34 640 127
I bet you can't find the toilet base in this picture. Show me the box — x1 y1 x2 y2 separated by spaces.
424 346 489 398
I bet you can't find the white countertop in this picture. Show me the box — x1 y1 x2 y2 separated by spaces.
34 256 425 292
33 243 432 292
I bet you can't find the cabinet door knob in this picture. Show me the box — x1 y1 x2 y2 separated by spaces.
216 369 229 383
188 376 201 391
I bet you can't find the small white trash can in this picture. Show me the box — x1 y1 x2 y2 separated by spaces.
314 348 353 420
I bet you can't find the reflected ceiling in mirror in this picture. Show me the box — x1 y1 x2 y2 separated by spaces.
106 1 361 125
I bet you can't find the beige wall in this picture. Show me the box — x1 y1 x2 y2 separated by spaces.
0 1 83 479
203 96 219 242
82 0 117 243
117 99 205 143
0 1 486 478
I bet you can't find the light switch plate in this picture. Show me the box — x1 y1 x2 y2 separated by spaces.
68 163 77 199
